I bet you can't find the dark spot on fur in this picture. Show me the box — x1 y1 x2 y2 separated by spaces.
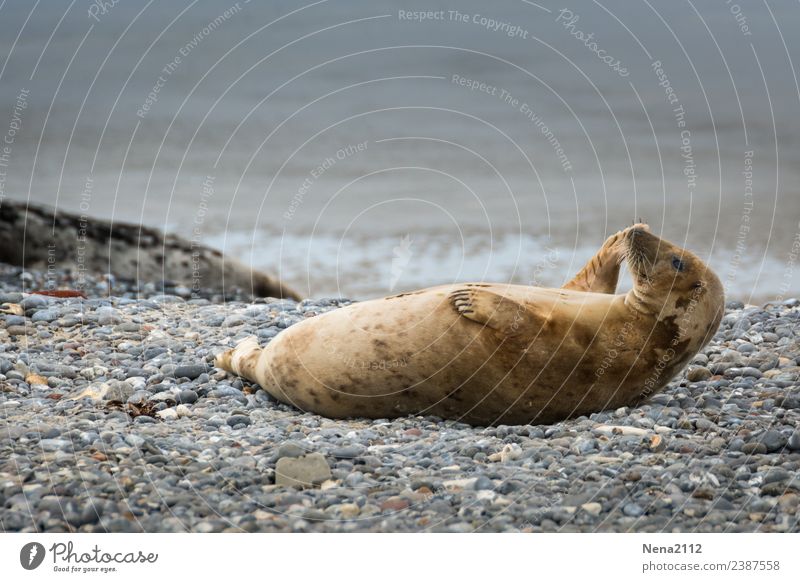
675 295 692 310
281 377 299 390
672 339 691 355
385 290 424 300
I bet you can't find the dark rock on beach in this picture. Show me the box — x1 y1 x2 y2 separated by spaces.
0 199 301 300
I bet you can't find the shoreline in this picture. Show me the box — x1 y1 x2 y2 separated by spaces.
1 263 799 532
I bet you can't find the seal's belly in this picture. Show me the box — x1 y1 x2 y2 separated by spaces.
260 285 644 425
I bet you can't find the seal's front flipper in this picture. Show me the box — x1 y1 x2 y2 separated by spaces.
449 288 542 336
562 224 648 294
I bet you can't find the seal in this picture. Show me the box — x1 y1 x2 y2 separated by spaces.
216 225 724 426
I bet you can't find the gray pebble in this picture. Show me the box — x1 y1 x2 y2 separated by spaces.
473 476 494 491
176 389 198 404
622 503 644 517
227 414 251 427
173 365 207 380
95 306 122 325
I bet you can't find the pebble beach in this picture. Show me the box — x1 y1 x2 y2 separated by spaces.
1 263 799 533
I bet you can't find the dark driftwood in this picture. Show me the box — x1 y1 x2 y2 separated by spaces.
0 199 301 300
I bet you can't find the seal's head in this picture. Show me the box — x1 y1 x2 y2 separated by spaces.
623 225 724 347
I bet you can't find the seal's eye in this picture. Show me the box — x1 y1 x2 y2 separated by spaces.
671 256 685 272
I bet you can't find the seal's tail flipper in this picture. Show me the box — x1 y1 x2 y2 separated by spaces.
214 335 262 385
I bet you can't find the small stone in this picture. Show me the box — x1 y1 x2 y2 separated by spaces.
20 295 49 310
7 326 29 336
156 408 178 421
344 472 363 487
622 503 644 517
25 373 49 386
175 404 192 418
70 382 110 401
31 309 59 323
649 434 666 452
226 414 251 427
223 315 245 327
95 306 122 325
788 432 800 451
593 425 649 437
472 476 494 491
757 430 788 453
687 366 712 382
257 328 279 340
763 469 791 484
148 391 178 404
150 294 184 304
275 453 331 487
176 389 198 404
762 482 792 497
335 503 360 518
2 315 24 326
737 342 756 353
691 488 715 500
125 434 146 447
741 442 768 455
104 380 134 402
621 469 642 482
331 445 365 458
275 442 306 460
0 292 23 303
173 365 207 380
115 322 141 333
572 438 597 454
40 439 71 451
380 496 409 511
694 418 715 431
724 366 763 379
581 502 602 517
488 443 522 462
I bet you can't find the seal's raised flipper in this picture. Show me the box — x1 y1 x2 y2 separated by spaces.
449 288 542 335
562 224 648 294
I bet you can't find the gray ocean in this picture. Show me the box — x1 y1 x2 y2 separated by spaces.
1 0 799 301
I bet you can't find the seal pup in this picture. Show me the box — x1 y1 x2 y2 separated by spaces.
216 225 724 426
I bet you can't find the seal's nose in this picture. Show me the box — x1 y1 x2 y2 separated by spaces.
628 226 647 240
627 223 650 238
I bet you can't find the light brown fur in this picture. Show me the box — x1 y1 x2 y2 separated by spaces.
216 225 724 426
